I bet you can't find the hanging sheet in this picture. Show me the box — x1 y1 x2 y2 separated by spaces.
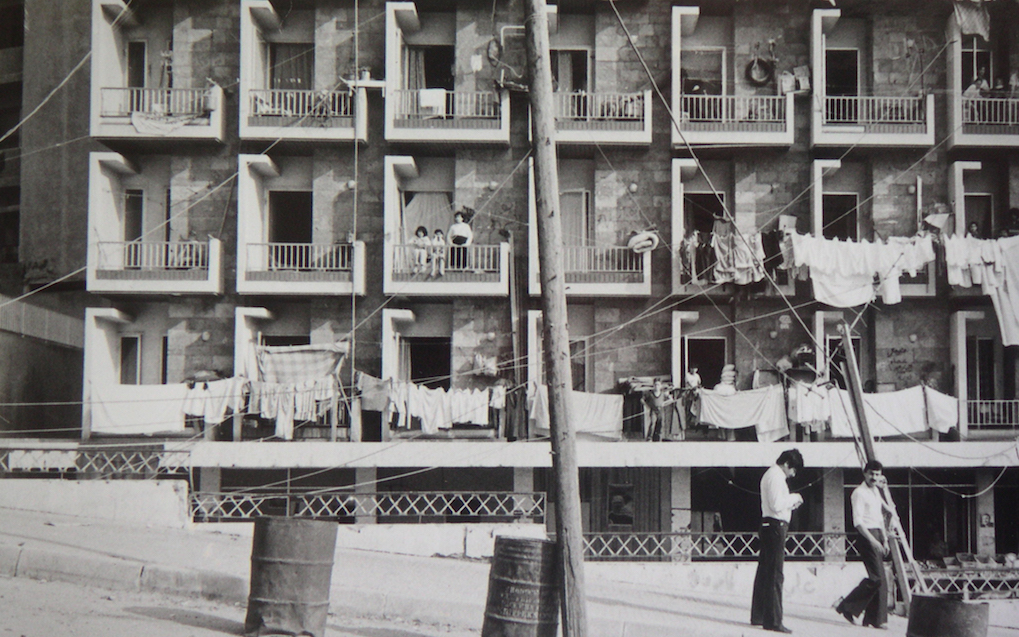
90 382 188 435
528 384 624 440
828 385 928 438
697 384 789 442
256 342 347 384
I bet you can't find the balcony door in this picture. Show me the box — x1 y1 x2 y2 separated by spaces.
967 336 995 402
822 193 858 241
120 335 141 385
825 335 860 390
964 193 994 240
268 191 313 269
682 336 726 390
269 43 314 91
406 336 451 391
552 49 590 93
825 49 859 122
683 192 724 283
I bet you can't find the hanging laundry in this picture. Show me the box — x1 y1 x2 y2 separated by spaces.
356 372 391 412
787 381 831 433
450 388 490 425
711 219 736 282
90 382 188 435
828 385 928 439
527 383 624 440
924 386 958 434
944 235 1019 345
985 236 1019 346
696 384 789 442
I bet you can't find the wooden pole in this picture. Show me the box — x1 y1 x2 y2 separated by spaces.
838 323 925 609
525 1 588 635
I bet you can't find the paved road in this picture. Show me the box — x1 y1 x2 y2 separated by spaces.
0 575 481 637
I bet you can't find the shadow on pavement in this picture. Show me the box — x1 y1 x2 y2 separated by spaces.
126 606 245 635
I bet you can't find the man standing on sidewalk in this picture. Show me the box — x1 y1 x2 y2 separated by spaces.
835 460 894 629
751 448 804 633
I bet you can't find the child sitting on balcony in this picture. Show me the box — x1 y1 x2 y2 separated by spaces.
430 229 447 278
410 226 431 275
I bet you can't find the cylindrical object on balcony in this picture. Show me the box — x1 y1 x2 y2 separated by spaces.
244 517 337 637
481 536 559 637
906 594 988 637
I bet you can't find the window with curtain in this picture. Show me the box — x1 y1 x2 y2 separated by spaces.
270 42 314 90
400 191 453 244
560 190 591 247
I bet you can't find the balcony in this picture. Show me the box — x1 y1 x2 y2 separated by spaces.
675 94 794 147
813 94 934 147
90 240 223 295
965 400 1019 440
239 0 367 143
554 90 652 146
238 241 366 296
529 243 651 297
86 152 225 295
242 87 365 142
384 2 510 145
386 88 510 144
384 242 510 296
89 0 227 143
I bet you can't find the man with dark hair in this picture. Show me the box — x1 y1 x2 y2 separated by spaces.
751 448 805 633
836 459 895 629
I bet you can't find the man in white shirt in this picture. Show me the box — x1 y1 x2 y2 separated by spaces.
751 449 804 633
835 460 895 629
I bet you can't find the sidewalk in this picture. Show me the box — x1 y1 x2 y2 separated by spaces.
0 506 1014 637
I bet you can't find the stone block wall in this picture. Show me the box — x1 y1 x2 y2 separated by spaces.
451 299 511 391
873 305 951 391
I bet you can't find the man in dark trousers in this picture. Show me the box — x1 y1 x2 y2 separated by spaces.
751 448 804 633
836 460 894 629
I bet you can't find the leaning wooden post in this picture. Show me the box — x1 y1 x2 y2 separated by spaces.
838 323 916 610
525 1 588 635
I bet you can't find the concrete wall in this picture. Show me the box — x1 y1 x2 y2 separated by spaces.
0 479 190 529
0 331 82 435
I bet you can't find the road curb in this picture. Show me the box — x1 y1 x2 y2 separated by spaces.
0 544 21 577
16 547 143 591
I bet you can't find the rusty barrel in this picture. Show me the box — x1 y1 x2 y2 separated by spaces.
906 594 989 637
244 517 337 637
481 536 560 637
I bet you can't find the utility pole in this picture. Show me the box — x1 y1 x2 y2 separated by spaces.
524 1 588 635
838 323 928 611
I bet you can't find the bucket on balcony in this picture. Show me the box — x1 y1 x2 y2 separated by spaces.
244 517 337 637
906 594 989 637
481 536 560 637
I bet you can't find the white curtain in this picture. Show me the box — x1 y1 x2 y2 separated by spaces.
401 192 453 244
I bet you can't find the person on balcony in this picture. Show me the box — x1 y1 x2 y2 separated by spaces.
448 210 474 270
410 226 431 275
751 448 804 634
429 229 446 278
835 460 896 629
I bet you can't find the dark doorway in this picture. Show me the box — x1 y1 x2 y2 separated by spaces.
127 41 146 88
269 191 313 269
684 337 726 389
825 335 860 390
261 335 311 347
409 337 451 390
423 46 455 90
826 49 858 122
966 336 995 401
822 194 858 241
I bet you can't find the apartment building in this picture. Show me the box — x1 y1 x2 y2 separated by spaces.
4 0 1019 592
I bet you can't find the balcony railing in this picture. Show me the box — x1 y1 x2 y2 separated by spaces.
583 531 857 562
0 446 190 478
564 245 644 282
97 241 209 271
680 94 786 129
246 242 353 273
967 399 1019 432
555 92 645 128
824 95 926 129
392 89 501 125
392 243 502 276
191 490 545 521
100 87 211 118
962 96 1019 127
248 89 353 121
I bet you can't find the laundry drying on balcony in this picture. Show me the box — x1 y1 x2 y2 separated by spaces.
527 383 624 441
944 234 1019 345
355 373 497 435
679 221 768 285
791 233 935 307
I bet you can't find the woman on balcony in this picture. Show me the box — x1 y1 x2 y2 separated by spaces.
448 210 473 271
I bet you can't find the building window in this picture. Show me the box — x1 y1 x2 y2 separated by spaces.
681 49 724 96
964 193 994 240
961 35 993 88
561 190 592 248
607 483 635 527
404 45 454 91
268 191 313 269
120 335 141 385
